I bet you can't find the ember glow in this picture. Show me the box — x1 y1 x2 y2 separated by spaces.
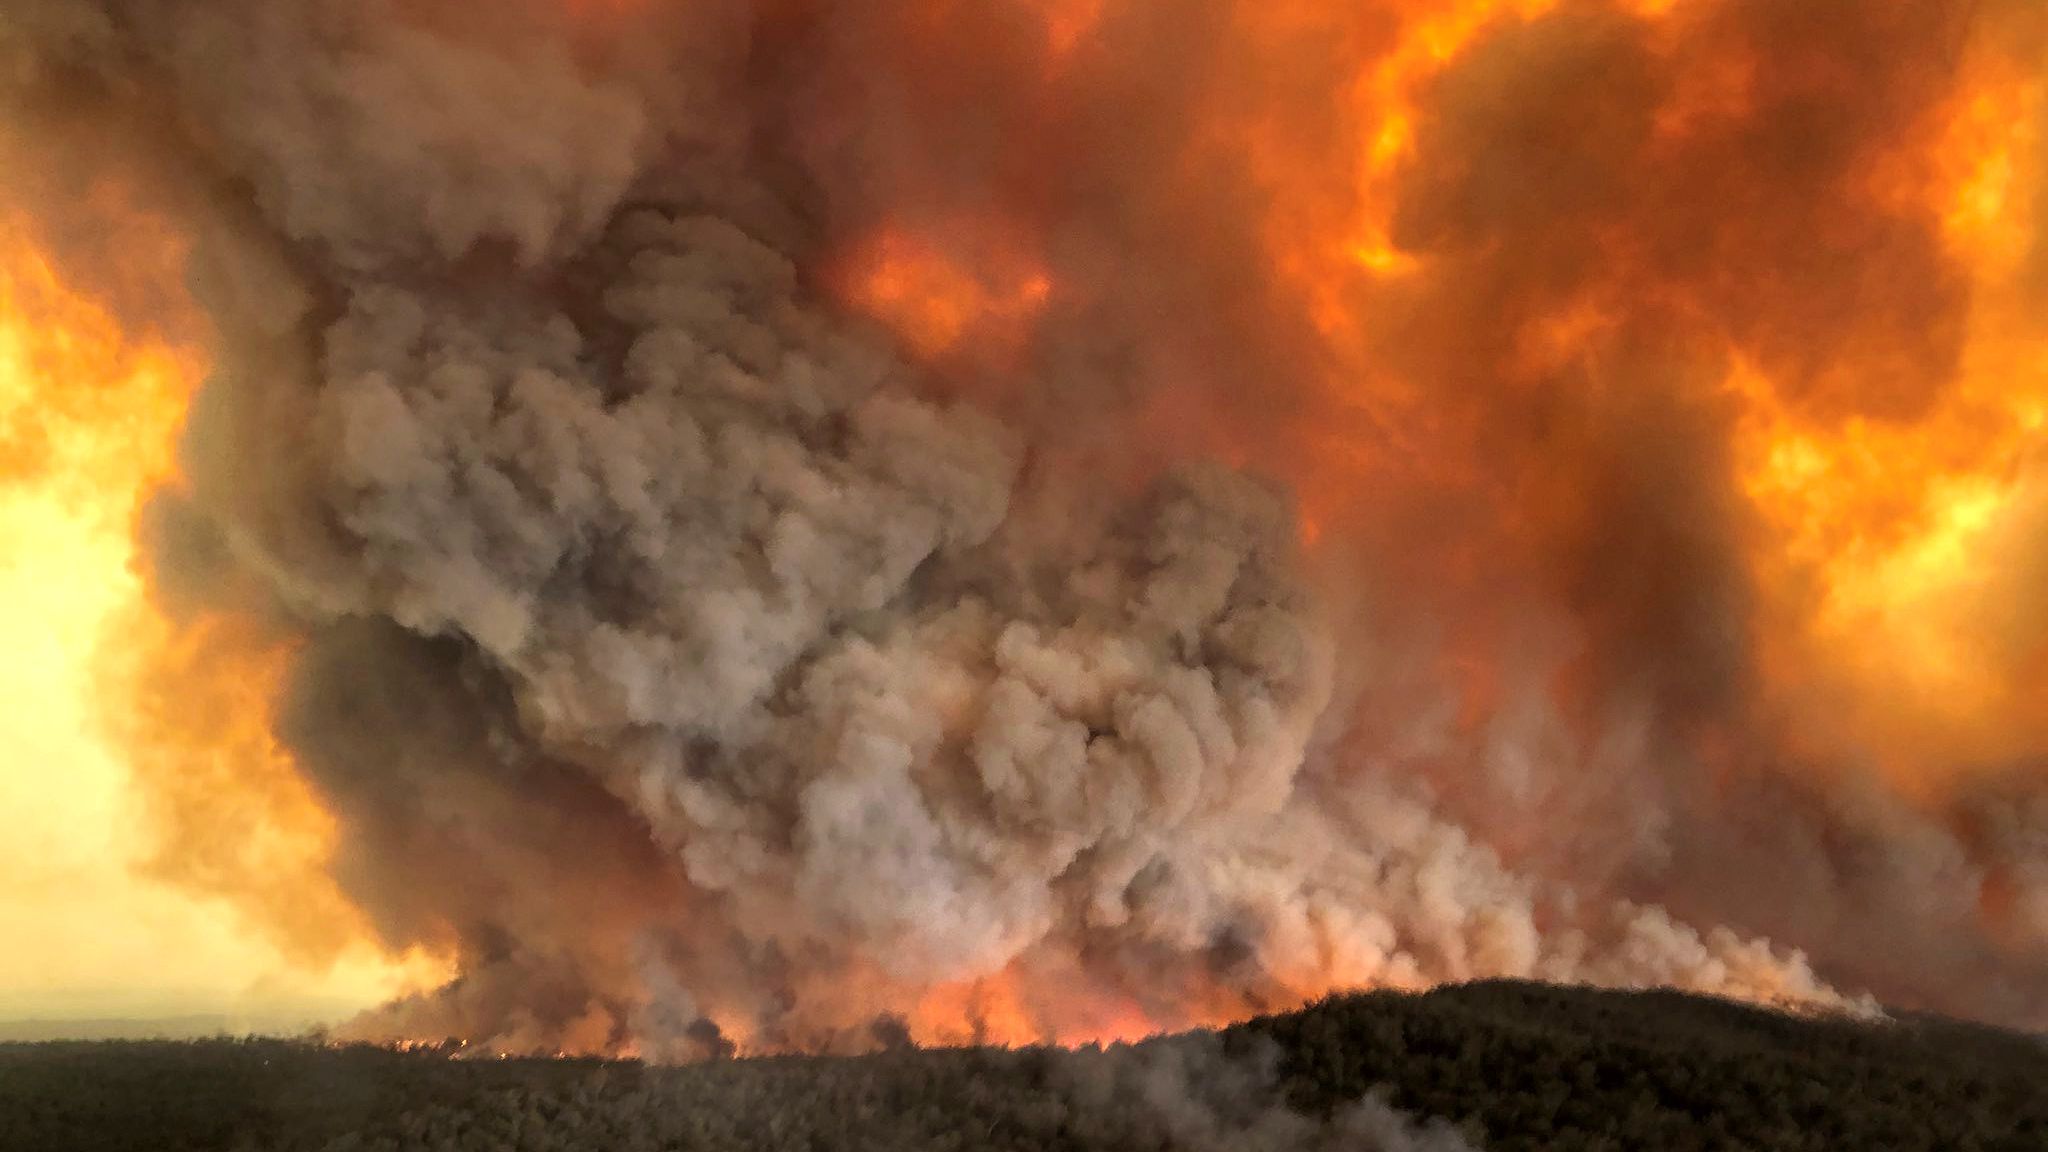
4 0 2047 1054
843 224 1053 363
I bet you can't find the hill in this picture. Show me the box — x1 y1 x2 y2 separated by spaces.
3 980 2043 1151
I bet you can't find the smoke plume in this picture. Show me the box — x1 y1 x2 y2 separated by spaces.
4 0 2047 1053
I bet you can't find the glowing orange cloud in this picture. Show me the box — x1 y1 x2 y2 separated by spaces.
844 224 1053 364
0 210 447 1016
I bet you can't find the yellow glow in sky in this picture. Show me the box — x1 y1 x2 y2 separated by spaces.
0 491 397 1024
0 232 436 1030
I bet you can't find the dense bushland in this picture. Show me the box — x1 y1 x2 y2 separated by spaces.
3 981 2042 1151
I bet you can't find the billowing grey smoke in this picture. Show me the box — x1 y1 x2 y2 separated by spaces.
6 0 2047 1055
1054 1035 1481 1152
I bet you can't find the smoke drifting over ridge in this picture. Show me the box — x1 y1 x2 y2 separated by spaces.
4 0 2047 1053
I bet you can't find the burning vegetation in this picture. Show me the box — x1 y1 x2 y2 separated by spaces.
7 982 2047 1150
1 0 2046 1058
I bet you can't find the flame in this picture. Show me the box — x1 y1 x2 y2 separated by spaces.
0 211 445 1017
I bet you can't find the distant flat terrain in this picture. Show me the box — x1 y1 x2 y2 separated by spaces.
3 981 2044 1151
0 1016 290 1044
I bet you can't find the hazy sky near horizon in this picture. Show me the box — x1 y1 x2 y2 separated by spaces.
0 478 419 1028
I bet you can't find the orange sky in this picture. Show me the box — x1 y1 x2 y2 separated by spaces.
0 227 438 1027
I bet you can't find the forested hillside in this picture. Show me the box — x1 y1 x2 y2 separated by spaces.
4 981 2042 1151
